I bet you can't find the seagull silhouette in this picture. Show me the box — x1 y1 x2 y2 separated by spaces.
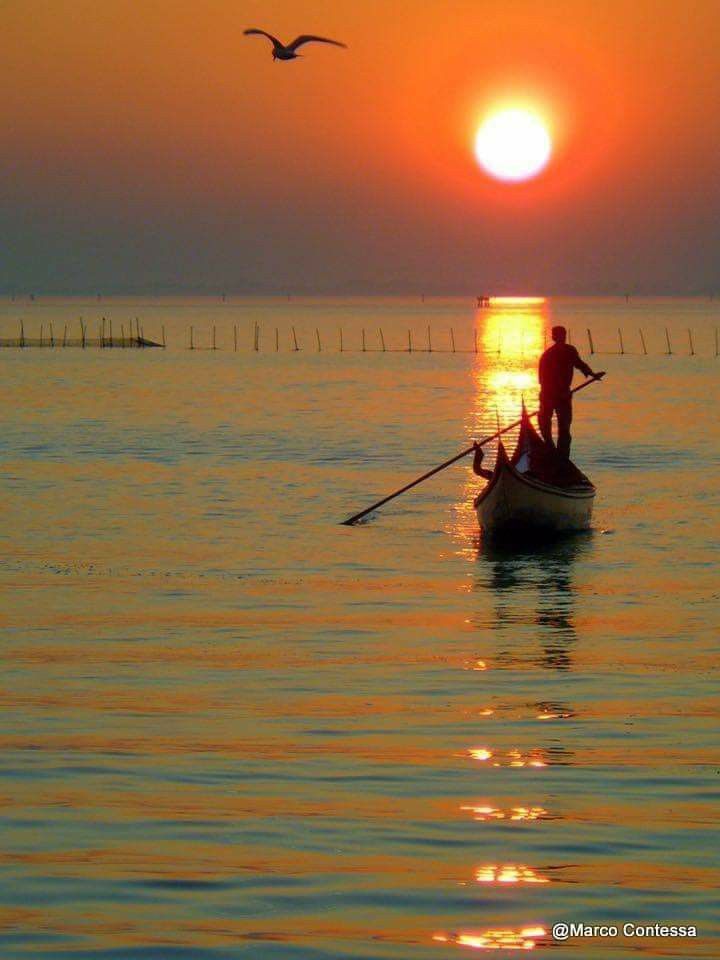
244 29 347 61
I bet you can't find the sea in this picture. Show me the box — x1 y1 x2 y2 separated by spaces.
1 296 718 959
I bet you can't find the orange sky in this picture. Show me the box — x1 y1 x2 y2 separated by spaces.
1 0 719 292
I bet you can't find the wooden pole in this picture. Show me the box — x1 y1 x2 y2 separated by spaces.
618 328 624 354
121 323 126 345
233 325 237 352
408 329 413 353
342 375 605 525
212 325 217 350
40 323 44 347
687 328 695 355
639 329 647 355
81 319 86 349
362 328 366 352
275 327 279 352
162 325 166 348
450 327 456 352
715 327 719 357
339 328 343 352
254 323 259 352
473 328 478 354
665 327 672 355
19 318 24 348
587 328 595 354
427 325 432 352
109 319 113 347
62 323 67 347
316 328 322 352
190 325 194 350
292 326 299 351
49 322 54 347
379 328 386 351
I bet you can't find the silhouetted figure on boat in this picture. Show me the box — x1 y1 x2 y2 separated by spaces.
538 326 604 458
472 444 494 479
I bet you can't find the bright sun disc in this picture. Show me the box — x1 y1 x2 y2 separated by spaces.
474 109 552 182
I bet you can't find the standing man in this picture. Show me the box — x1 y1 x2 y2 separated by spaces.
538 326 604 458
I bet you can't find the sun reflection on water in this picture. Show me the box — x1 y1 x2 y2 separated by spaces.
452 298 549 548
468 747 548 768
434 926 547 950
463 658 488 671
477 300 546 429
475 864 550 884
460 804 549 822
464 298 548 449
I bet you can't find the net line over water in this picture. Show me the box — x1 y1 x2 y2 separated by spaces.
0 336 162 349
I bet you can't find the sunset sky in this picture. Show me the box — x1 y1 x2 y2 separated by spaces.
2 0 719 294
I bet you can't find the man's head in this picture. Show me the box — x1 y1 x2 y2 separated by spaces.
551 325 567 344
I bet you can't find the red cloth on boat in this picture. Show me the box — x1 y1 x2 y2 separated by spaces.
512 415 592 488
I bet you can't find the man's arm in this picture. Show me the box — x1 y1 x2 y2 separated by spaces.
572 347 603 379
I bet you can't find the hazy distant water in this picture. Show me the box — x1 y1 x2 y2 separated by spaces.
0 297 718 959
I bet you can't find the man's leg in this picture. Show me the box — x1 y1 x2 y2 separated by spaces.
556 399 573 458
538 395 554 447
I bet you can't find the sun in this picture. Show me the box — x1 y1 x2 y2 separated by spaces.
474 108 552 182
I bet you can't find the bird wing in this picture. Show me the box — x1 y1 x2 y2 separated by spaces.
287 34 347 51
244 28 283 48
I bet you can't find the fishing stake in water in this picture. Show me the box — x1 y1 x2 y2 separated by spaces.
341 376 603 526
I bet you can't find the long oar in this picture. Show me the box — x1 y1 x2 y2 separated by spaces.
341 376 603 525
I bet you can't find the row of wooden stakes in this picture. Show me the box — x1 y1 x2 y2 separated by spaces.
239 323 719 356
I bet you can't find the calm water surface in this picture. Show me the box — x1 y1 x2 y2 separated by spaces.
1 297 718 958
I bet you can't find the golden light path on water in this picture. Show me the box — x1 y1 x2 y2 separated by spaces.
453 296 547 552
444 299 586 951
472 297 546 445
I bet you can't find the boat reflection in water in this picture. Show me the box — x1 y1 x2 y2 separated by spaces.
480 534 590 674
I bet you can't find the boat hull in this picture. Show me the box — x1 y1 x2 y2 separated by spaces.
475 460 595 538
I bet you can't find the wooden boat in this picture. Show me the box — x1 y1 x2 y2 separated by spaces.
474 408 595 538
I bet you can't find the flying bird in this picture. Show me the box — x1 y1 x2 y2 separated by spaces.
244 29 347 61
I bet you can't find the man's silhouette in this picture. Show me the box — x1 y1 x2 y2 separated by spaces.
538 326 604 458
